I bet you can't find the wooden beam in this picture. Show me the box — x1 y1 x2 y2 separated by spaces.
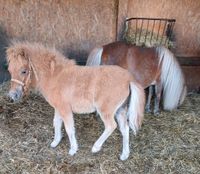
177 56 200 66
182 66 200 92
116 0 129 41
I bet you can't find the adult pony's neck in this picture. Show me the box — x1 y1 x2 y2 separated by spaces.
7 41 76 89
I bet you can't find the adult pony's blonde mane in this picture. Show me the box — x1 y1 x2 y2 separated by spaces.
6 41 76 72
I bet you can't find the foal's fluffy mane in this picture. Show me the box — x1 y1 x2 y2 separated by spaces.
7 41 76 68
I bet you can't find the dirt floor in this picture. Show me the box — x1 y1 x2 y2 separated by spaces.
0 82 199 174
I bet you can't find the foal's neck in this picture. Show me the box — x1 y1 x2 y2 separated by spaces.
32 56 75 97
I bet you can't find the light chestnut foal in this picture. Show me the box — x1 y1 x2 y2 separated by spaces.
7 41 145 160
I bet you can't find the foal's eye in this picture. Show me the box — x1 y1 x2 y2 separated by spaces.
21 69 28 75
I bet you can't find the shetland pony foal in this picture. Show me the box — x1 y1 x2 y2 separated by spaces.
7 42 145 160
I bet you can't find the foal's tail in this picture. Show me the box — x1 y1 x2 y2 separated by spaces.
157 46 187 111
86 47 103 66
128 82 145 134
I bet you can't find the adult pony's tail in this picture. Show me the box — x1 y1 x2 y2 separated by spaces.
157 46 187 111
86 47 103 66
128 82 145 135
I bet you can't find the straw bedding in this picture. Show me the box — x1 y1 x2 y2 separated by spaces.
0 82 199 174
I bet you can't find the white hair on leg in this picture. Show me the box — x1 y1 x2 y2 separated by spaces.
116 107 130 161
63 112 78 156
91 121 117 153
50 110 63 148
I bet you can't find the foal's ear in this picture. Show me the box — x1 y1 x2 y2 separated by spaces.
6 48 13 63
6 47 29 63
18 48 29 60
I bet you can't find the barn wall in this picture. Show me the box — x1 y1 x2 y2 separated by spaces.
0 0 117 83
0 0 117 63
126 0 200 57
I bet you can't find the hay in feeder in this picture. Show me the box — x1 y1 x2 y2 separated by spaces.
124 28 175 48
0 82 199 173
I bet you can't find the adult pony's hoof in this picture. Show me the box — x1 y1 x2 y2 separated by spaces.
145 107 151 113
153 109 160 115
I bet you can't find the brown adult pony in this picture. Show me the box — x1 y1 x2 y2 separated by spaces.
6 41 145 161
86 41 186 114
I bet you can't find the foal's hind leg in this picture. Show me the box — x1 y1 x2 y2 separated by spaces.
154 81 162 115
51 109 63 148
116 107 130 161
92 109 117 153
145 86 154 113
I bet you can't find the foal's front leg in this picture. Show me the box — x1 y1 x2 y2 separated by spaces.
62 109 78 156
51 109 63 148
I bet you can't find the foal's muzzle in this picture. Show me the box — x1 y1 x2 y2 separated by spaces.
8 87 23 102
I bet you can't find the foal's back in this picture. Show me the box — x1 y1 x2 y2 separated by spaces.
101 41 160 88
57 65 133 114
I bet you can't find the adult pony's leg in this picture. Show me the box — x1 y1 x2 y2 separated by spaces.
116 107 130 161
92 109 117 153
154 81 162 115
50 109 63 148
145 86 154 113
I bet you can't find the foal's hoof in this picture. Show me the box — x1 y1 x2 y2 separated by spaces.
50 141 59 148
92 145 101 153
69 148 78 156
120 152 129 161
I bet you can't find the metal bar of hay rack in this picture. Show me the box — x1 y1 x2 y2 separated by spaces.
123 17 176 48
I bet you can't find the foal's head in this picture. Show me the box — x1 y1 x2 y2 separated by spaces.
7 47 34 101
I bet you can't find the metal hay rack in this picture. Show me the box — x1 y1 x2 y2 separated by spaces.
123 17 176 48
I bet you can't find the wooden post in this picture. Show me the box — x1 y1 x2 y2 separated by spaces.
116 0 129 41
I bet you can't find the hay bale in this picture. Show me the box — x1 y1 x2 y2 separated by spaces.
0 82 199 173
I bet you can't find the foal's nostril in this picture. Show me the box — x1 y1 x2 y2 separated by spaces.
8 91 16 101
8 90 22 102
14 93 19 100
